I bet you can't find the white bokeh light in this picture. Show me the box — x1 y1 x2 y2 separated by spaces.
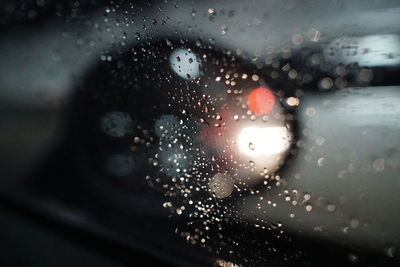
169 48 201 80
237 126 291 156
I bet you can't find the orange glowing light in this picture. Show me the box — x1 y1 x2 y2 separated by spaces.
247 87 275 115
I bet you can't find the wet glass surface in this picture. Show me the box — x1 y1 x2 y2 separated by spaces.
0 1 400 266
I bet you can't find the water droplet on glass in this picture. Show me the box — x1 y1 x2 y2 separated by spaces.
305 205 313 212
386 246 396 258
248 142 255 150
317 157 325 167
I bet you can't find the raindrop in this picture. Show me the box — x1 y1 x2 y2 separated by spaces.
286 97 300 107
307 28 321 42
134 32 141 40
317 157 325 167
386 246 396 258
316 136 326 146
248 142 255 150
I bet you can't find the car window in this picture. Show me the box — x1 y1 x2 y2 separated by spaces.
1 1 400 266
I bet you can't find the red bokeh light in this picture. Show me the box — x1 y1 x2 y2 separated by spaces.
247 87 275 115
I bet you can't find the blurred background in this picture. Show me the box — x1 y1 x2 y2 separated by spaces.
1 0 400 266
